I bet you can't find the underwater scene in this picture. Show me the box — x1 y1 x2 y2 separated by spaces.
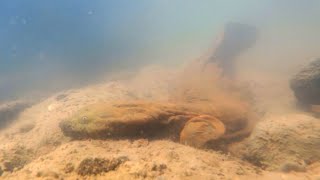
0 0 320 179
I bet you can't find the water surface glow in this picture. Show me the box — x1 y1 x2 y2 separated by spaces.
0 0 320 100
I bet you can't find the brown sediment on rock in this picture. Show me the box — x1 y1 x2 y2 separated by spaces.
180 115 225 148
59 99 255 149
59 101 197 140
59 100 230 148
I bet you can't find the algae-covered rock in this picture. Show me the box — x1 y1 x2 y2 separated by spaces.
59 101 197 139
59 101 230 148
239 114 320 170
59 100 258 149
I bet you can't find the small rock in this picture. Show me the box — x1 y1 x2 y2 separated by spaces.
56 94 68 101
36 170 60 179
77 156 128 176
3 161 14 172
156 175 166 180
236 168 245 175
132 139 149 148
151 163 167 174
77 158 107 176
166 151 179 161
63 163 74 173
48 103 58 112
279 162 306 173
19 123 35 133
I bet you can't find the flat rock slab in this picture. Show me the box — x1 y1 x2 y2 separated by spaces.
59 101 227 148
60 101 197 139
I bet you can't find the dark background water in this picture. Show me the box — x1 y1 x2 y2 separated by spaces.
1 0 319 101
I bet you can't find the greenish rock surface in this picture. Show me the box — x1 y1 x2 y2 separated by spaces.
59 101 231 148
59 101 196 140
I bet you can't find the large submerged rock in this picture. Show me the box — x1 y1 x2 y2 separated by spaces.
290 58 320 106
234 114 320 170
59 101 226 148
